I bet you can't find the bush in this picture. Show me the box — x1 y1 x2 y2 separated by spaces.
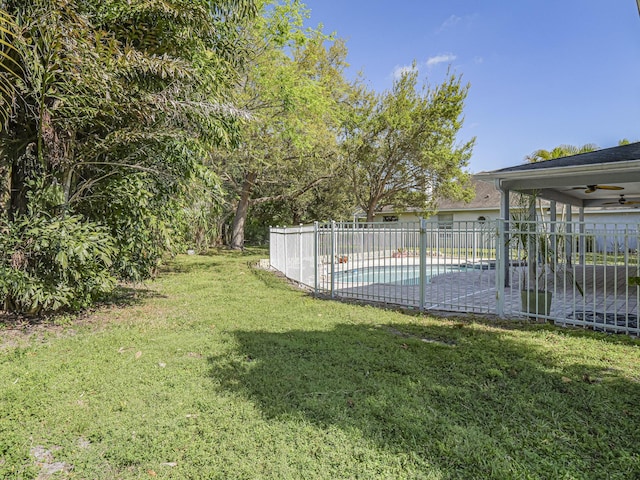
0 214 117 314
79 176 179 282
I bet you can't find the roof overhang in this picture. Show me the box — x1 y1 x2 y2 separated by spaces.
476 143 640 209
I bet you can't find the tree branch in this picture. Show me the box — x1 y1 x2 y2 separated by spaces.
250 175 332 205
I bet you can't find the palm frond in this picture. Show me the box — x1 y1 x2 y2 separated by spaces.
0 8 22 132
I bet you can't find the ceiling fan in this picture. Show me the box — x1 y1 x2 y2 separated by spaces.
570 184 624 194
604 195 640 206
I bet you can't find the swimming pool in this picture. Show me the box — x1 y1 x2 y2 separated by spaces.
333 264 466 285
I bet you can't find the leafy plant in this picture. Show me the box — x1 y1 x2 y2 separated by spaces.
79 175 176 282
0 213 116 314
510 193 583 295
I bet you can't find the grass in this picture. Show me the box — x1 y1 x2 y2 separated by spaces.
1 249 639 479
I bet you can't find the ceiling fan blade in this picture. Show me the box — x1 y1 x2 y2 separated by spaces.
603 195 640 205
596 185 624 191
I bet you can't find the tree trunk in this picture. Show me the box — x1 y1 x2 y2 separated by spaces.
229 171 257 250
8 153 31 221
366 203 376 222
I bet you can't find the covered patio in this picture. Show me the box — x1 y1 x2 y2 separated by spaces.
269 144 640 336
477 142 640 334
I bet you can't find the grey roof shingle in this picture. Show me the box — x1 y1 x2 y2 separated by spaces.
489 142 640 174
436 177 500 210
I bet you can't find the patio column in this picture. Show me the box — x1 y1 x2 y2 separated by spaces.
550 201 557 261
499 184 510 287
527 194 537 290
565 207 573 267
579 207 585 265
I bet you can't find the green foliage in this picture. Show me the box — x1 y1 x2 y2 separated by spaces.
344 66 475 221
177 166 225 252
79 175 177 282
525 143 599 163
0 0 256 311
0 213 116 314
219 4 351 248
0 8 21 131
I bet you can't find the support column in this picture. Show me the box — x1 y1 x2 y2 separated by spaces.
566 207 573 267
527 194 537 291
550 201 557 261
579 207 585 265
499 183 511 287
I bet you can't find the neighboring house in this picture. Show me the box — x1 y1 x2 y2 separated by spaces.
371 176 640 230
371 177 504 225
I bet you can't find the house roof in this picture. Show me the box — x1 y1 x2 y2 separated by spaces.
436 177 500 211
375 177 501 215
491 142 640 174
476 142 640 208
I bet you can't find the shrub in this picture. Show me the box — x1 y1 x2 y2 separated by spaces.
0 214 117 314
79 176 179 282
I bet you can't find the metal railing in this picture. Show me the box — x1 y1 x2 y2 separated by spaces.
502 220 639 335
269 224 316 286
269 219 640 335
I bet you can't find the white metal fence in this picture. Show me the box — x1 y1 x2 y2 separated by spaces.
314 220 498 314
269 225 316 286
269 219 640 336
501 220 640 334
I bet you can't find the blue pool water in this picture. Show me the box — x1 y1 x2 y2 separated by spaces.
333 264 466 285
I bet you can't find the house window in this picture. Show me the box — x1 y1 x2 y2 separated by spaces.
383 215 399 222
437 213 453 230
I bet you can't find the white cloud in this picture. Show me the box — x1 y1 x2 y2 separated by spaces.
426 54 457 67
392 64 417 80
438 15 461 32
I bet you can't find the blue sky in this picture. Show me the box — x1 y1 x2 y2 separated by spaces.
302 1 640 173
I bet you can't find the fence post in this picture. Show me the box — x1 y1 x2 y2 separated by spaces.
496 219 505 317
419 218 427 311
298 224 303 283
330 220 336 298
314 222 319 296
269 226 273 269
283 226 289 278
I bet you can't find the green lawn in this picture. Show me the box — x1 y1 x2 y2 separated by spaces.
1 250 639 479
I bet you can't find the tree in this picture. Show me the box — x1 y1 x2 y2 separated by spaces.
219 1 350 249
524 143 599 163
1 0 254 256
343 66 474 222
0 0 256 313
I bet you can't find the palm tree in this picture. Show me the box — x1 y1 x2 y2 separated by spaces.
524 143 599 163
0 0 257 273
0 8 21 131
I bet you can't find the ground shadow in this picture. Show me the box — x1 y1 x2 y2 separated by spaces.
0 286 164 333
159 259 223 275
208 322 640 479
99 284 167 308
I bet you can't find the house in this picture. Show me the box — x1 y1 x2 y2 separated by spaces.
371 177 501 225
371 175 640 232
273 143 640 334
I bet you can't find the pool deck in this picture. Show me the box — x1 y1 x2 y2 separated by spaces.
319 259 639 334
